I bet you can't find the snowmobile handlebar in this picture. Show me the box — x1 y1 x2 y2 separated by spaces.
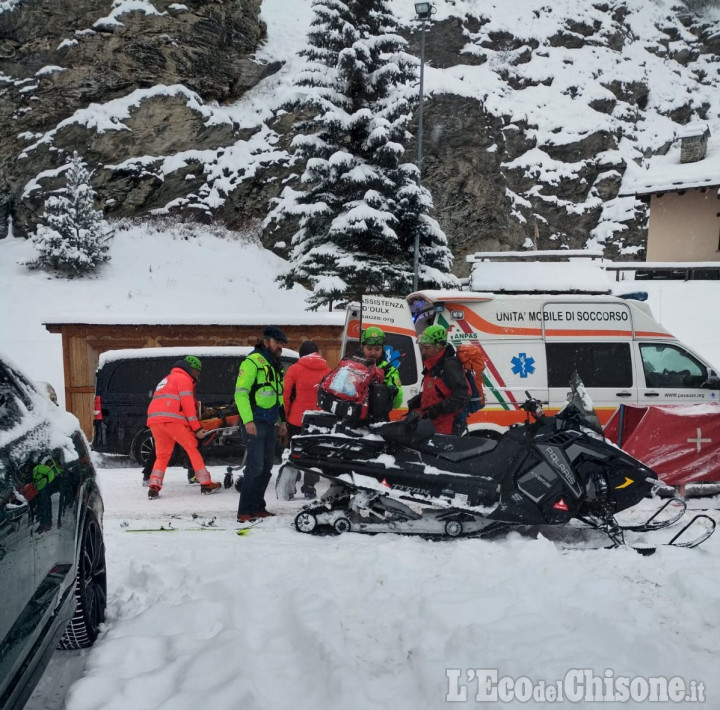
521 391 545 421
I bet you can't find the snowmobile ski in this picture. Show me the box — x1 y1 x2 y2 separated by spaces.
601 515 716 555
617 498 687 532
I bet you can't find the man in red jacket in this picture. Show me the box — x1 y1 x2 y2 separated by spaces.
407 325 470 435
283 341 330 498
146 356 222 498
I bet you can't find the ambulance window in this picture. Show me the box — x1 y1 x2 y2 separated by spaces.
546 342 632 388
383 334 418 386
639 344 705 388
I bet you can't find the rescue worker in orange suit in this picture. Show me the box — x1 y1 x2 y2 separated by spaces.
283 340 331 499
406 325 469 435
146 355 222 498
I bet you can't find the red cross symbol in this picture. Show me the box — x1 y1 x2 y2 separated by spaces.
687 428 711 453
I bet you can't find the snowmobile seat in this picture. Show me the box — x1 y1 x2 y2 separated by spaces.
301 410 341 433
374 415 436 445
414 435 498 463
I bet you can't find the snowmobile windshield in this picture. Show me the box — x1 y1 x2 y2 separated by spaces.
557 372 604 436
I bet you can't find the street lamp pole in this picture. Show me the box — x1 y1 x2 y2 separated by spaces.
413 2 432 293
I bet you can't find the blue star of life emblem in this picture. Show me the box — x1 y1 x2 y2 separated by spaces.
511 353 536 378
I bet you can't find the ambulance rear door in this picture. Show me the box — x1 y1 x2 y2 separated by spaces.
436 296 548 428
342 296 422 407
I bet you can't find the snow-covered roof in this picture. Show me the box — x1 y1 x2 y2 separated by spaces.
43 313 345 327
469 261 613 294
99 345 299 367
467 249 605 262
408 289 495 303
620 128 720 196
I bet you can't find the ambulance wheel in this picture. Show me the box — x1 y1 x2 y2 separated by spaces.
333 517 352 535
445 520 463 538
295 511 317 534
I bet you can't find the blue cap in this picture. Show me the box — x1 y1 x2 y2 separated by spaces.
263 326 288 343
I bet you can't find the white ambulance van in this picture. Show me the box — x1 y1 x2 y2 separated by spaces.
342 291 720 436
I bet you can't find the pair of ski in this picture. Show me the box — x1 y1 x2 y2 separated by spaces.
123 514 264 536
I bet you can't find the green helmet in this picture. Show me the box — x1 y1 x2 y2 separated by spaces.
361 326 385 346
418 325 447 345
184 355 202 371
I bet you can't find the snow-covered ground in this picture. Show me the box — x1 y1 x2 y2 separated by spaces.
1 236 717 710
3 217 720 710
3 0 720 706
25 462 720 710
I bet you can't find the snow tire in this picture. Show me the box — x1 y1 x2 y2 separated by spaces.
57 512 107 650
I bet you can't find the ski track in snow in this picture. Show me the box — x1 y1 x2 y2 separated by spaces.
26 463 720 710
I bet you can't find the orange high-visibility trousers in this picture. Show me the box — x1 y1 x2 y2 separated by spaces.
148 421 207 489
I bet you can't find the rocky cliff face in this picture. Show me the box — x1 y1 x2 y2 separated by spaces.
1 1 719 278
0 0 270 233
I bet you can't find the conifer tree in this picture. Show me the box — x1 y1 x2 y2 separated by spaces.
266 0 456 309
28 152 111 277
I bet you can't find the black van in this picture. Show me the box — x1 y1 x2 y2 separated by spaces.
92 346 298 465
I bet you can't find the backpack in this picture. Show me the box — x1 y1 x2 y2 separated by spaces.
317 356 385 424
456 344 487 414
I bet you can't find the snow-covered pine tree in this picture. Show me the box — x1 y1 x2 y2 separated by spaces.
267 0 457 309
28 152 111 277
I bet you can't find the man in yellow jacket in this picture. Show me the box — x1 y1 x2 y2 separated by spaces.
234 326 287 522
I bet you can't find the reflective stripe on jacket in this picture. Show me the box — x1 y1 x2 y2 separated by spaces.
146 367 200 431
235 349 285 425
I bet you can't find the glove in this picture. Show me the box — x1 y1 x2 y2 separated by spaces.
195 429 208 440
425 406 441 420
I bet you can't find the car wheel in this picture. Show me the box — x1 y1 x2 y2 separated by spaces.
57 512 107 650
131 428 155 466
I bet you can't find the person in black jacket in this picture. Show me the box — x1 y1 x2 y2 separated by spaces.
406 325 469 434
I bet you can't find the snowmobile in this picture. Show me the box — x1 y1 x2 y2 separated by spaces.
278 374 715 548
